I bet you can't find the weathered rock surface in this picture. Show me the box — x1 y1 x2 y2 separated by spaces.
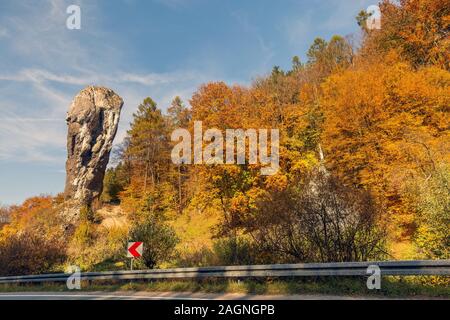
64 86 123 210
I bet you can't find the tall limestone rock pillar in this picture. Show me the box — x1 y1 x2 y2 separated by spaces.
64 86 123 212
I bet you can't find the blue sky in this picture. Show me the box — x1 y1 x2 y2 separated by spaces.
0 0 375 205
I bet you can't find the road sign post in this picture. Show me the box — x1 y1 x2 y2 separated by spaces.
127 241 143 271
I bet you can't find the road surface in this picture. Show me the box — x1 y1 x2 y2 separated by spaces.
0 291 437 300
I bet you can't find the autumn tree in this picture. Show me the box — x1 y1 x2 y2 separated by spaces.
167 96 192 211
0 205 10 228
363 0 450 69
321 44 449 236
167 96 191 128
0 197 66 275
306 36 354 81
118 97 178 218
126 97 170 191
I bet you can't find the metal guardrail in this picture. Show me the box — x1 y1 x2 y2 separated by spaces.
0 260 448 284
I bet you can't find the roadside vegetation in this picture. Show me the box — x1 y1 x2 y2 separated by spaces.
0 277 448 298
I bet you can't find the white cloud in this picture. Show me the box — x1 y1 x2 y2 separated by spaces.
0 113 65 163
0 68 200 87
0 66 207 163
0 0 212 164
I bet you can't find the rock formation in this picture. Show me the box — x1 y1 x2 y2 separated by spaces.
64 86 123 211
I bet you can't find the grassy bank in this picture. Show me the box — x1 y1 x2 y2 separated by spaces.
0 276 448 298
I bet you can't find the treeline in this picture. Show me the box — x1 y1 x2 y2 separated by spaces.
0 0 448 275
102 0 448 264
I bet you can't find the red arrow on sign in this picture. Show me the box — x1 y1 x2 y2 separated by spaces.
127 242 143 258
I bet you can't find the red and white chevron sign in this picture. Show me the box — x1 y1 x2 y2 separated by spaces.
127 242 143 258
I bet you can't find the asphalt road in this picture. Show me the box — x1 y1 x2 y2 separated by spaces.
0 291 432 300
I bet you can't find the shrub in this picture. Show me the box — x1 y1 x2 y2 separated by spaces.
67 205 128 270
0 231 65 276
128 216 178 269
67 221 129 270
212 236 259 266
246 172 387 263
404 163 450 259
0 197 67 276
